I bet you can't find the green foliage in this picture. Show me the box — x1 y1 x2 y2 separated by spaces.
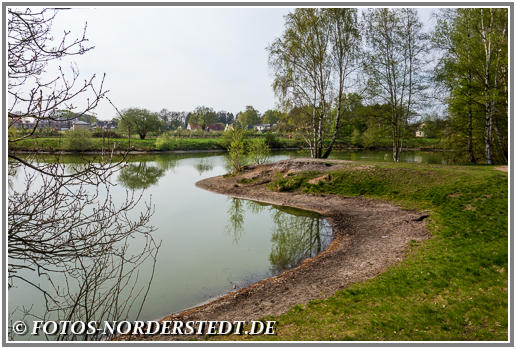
363 8 429 162
433 9 508 164
188 106 217 129
264 132 280 148
362 125 380 149
8 127 18 141
236 106 260 129
226 128 248 174
64 129 93 151
262 110 282 125
351 128 362 147
118 162 165 189
118 108 161 139
268 8 360 158
235 164 508 341
91 130 121 138
248 138 271 165
155 133 177 150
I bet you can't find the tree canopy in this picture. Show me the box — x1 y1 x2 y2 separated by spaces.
118 108 161 139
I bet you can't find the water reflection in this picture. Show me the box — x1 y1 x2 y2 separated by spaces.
8 159 160 341
269 207 332 274
226 198 245 244
195 159 214 175
225 199 333 275
118 163 166 189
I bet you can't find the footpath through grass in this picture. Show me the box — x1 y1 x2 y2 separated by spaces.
217 162 508 341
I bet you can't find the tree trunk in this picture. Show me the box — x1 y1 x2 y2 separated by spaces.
322 67 344 159
466 21 476 164
481 9 493 165
467 101 475 163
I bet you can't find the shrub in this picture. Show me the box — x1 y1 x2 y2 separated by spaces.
226 128 248 174
155 133 177 150
362 126 379 149
92 130 121 138
8 127 18 141
64 129 93 151
264 132 281 148
351 128 362 147
248 138 271 165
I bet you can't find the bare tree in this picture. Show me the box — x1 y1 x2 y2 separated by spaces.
8 8 160 340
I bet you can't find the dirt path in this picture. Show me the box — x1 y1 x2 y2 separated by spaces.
495 165 508 173
126 159 430 341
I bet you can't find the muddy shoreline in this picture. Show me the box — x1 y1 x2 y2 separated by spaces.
122 158 430 341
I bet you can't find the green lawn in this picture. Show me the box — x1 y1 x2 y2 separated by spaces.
217 162 508 341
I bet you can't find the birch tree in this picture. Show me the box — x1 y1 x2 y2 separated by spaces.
433 8 507 164
363 8 429 162
268 8 359 158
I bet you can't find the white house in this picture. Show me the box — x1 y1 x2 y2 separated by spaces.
254 124 273 132
72 120 90 131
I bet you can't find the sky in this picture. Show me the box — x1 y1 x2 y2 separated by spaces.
31 6 436 120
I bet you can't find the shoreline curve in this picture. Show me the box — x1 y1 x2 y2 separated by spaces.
120 158 430 341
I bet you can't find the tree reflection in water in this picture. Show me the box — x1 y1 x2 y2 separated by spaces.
269 207 332 274
226 198 245 244
8 160 161 341
195 159 214 175
118 163 166 190
225 199 333 274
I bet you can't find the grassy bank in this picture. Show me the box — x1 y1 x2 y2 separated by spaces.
8 136 441 153
218 162 508 341
8 137 222 152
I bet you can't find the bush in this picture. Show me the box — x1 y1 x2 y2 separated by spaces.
8 127 18 141
155 133 177 150
362 126 380 149
64 129 93 151
226 128 248 174
248 138 271 165
264 132 281 148
351 128 362 147
92 130 121 138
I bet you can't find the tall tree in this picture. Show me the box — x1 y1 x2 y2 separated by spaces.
118 108 161 139
236 105 260 128
434 8 508 164
262 109 283 124
363 8 429 162
189 106 217 129
268 8 359 158
321 8 360 158
216 110 234 124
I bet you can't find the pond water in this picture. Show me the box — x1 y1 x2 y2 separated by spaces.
8 149 452 340
8 152 334 340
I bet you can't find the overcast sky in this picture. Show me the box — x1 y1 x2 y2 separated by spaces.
45 7 436 120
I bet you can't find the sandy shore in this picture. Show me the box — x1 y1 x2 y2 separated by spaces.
123 158 430 341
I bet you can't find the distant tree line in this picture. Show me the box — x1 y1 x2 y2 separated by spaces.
114 105 289 139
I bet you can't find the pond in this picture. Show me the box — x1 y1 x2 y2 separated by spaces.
8 152 333 340
7 149 452 340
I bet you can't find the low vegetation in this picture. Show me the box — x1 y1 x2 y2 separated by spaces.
8 133 440 153
64 129 94 151
216 163 508 341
